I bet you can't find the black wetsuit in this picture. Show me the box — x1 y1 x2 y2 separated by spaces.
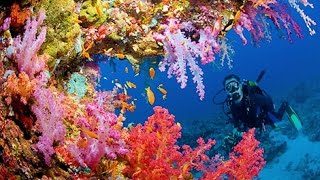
227 83 287 132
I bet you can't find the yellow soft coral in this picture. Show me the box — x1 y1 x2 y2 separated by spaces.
80 0 107 26
36 0 81 65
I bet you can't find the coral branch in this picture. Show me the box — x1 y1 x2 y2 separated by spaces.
13 9 47 78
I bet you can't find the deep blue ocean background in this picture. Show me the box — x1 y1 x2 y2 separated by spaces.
96 2 320 179
97 2 320 126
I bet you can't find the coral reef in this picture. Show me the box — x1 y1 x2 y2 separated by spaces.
0 0 317 178
36 0 81 67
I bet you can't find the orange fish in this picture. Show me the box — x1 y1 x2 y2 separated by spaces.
234 10 242 24
81 41 94 61
157 84 167 100
145 87 155 105
126 81 137 88
128 103 136 112
115 53 126 60
149 67 155 80
80 127 98 139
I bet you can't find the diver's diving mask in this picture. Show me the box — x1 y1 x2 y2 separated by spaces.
225 80 243 104
225 81 240 93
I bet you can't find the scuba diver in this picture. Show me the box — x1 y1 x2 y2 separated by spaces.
213 70 303 153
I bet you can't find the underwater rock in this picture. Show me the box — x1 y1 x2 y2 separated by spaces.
0 118 42 178
261 130 288 162
295 153 320 179
288 82 312 103
302 111 320 142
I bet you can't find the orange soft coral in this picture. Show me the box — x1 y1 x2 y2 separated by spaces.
3 72 37 105
10 3 31 28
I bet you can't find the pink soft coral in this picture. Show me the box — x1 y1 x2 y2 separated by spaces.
13 9 47 78
67 101 128 170
32 86 66 166
154 19 221 100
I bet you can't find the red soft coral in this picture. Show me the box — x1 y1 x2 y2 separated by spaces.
124 108 265 179
124 106 183 179
124 106 216 179
202 128 266 180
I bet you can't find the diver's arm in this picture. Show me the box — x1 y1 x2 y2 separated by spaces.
251 93 274 112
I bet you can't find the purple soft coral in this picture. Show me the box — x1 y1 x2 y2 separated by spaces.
32 87 66 166
0 17 11 32
154 19 220 100
68 102 128 169
13 9 47 78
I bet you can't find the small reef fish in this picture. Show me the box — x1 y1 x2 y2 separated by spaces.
157 84 167 100
115 53 126 60
103 48 113 54
96 5 103 18
124 87 128 95
114 82 123 89
149 67 155 80
125 67 129 73
132 65 140 76
80 127 98 139
145 86 155 105
81 41 94 61
126 81 137 88
77 138 88 148
127 123 135 130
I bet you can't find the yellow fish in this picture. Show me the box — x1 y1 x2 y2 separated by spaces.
103 48 113 54
149 67 155 80
126 81 137 88
145 87 155 105
96 5 103 18
157 84 167 100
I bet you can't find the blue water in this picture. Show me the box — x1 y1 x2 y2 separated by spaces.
96 4 320 126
